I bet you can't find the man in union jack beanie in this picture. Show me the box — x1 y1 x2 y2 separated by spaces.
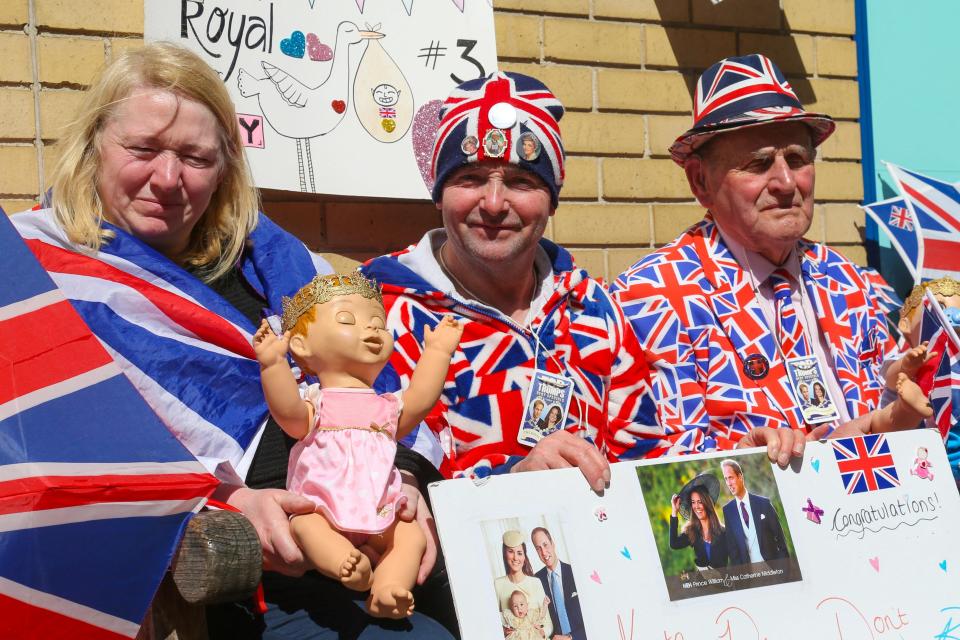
362 71 661 497
612 54 901 462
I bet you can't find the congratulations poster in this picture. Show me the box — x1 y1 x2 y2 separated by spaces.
430 430 960 638
145 0 496 198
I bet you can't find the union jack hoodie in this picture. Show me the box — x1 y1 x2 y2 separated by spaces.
362 230 661 479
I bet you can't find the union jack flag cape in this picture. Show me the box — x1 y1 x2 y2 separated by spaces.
612 217 899 454
0 211 219 638
11 209 330 483
362 231 659 479
916 291 960 480
880 163 960 281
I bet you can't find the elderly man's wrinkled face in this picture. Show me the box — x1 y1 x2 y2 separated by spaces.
685 122 815 264
97 88 222 258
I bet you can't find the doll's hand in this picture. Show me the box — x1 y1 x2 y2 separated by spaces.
423 315 463 357
900 341 937 378
253 319 291 369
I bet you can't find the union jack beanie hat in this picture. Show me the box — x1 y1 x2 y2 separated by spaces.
669 53 835 165
431 71 565 206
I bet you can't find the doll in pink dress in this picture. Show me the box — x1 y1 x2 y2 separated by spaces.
253 272 462 619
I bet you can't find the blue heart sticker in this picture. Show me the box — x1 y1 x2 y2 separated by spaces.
280 31 306 58
620 546 631 560
811 458 820 473
940 560 948 572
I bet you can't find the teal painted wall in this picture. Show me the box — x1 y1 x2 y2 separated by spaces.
864 0 960 197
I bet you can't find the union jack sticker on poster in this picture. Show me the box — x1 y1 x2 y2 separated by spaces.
831 434 900 494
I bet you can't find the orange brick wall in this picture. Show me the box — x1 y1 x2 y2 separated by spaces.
0 0 866 278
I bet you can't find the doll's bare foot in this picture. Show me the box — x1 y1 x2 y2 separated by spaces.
366 585 415 619
339 549 373 591
897 373 934 418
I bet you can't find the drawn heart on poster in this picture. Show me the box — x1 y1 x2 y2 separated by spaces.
940 560 948 572
811 458 821 473
280 31 306 58
331 100 346 114
307 33 333 61
589 570 602 584
868 557 880 572
619 546 631 560
411 99 442 192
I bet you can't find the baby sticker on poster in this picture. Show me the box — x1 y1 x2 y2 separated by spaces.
518 370 572 447
785 355 840 424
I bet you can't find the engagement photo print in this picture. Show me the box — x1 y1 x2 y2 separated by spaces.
518 371 573 447
480 515 587 639
635 452 802 601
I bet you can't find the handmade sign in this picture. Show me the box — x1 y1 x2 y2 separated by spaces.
430 429 960 639
144 0 496 198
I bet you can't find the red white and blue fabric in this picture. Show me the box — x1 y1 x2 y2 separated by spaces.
12 208 330 483
830 434 900 494
431 71 565 205
770 269 811 359
916 292 960 481
611 217 899 454
0 211 218 638
361 235 658 479
884 162 960 281
669 54 834 164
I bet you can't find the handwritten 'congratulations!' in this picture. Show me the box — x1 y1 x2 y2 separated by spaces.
831 492 942 539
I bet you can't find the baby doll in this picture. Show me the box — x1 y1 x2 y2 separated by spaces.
863 277 960 433
253 272 462 619
867 341 935 433
501 590 548 640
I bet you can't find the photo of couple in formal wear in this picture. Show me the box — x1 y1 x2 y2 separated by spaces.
637 453 802 601
481 517 587 639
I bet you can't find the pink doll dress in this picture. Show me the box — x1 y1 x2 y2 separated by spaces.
287 386 404 537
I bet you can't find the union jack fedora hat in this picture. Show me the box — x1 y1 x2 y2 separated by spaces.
669 53 835 165
431 71 565 206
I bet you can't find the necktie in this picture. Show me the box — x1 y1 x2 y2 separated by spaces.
740 500 750 529
549 570 571 634
769 268 811 360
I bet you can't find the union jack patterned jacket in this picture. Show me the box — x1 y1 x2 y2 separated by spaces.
362 231 660 479
611 217 899 455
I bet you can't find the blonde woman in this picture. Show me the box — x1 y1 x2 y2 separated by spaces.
13 42 452 639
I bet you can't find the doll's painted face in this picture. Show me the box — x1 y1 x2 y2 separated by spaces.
290 293 393 386
508 591 528 618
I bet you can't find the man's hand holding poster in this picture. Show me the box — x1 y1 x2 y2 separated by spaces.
430 430 960 638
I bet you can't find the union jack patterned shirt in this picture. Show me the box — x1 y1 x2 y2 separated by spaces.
362 231 661 479
611 217 900 455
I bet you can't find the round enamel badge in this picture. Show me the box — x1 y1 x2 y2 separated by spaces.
743 354 770 380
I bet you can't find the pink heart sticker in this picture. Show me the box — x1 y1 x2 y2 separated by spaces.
307 33 333 61
869 557 880 572
589 570 601 584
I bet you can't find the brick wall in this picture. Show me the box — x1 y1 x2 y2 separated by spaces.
1 0 866 278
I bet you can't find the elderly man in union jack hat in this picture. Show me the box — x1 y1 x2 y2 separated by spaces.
362 71 660 499
612 54 900 463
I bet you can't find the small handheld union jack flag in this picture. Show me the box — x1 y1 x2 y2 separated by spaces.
831 434 900 494
888 204 914 231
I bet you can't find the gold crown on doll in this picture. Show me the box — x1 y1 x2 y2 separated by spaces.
901 276 960 318
281 272 384 333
